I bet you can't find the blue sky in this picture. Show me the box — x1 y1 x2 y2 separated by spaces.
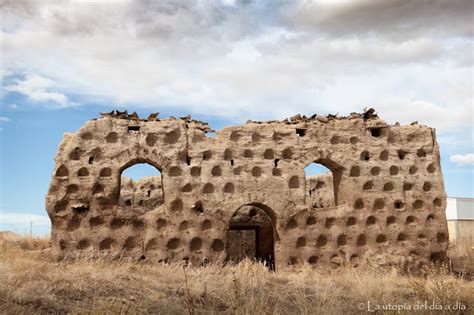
1 0 473 235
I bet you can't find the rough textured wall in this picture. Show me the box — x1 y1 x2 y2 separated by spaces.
45 109 449 271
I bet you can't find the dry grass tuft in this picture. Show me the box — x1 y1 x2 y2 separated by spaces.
0 234 473 314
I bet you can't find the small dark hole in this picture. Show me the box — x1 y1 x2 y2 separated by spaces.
73 205 89 213
296 128 306 137
398 150 408 160
194 202 204 214
371 128 382 137
128 126 140 132
88 157 94 164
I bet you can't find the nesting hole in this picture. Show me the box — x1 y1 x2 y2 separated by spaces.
423 182 432 192
427 163 436 174
190 238 203 251
413 200 423 210
203 183 214 194
282 148 293 159
201 219 212 230
191 167 201 177
325 217 335 228
316 235 327 247
356 234 366 246
373 199 385 210
288 176 299 189
350 166 360 177
376 234 387 243
170 199 183 212
105 132 118 143
182 183 193 193
346 217 357 226
386 216 396 225
362 181 373 190
296 237 306 248
287 218 297 229
167 238 181 250
211 239 224 252
366 216 376 225
203 150 212 161
394 200 405 210
77 167 89 177
306 216 316 225
389 166 399 175
337 234 347 246
264 149 274 159
224 182 235 194
371 167 381 176
100 167 112 177
169 166 182 177
354 198 364 209
224 149 233 161
55 165 69 177
211 165 222 177
252 166 262 177
398 150 408 160
360 151 371 161
383 182 394 191
330 136 340 144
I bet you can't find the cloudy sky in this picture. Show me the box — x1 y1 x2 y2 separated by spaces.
1 0 473 234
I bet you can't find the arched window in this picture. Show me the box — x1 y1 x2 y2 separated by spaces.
120 163 163 210
304 161 340 208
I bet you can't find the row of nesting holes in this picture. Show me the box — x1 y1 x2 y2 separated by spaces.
289 250 445 266
351 197 442 211
288 253 360 266
68 236 225 253
350 163 436 177
358 180 434 192
56 164 283 179
360 148 430 162
87 216 214 231
288 230 447 251
287 213 440 230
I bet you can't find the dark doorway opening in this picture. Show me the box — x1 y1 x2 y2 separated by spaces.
227 205 275 270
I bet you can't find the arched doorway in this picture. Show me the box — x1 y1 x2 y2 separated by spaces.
227 204 276 270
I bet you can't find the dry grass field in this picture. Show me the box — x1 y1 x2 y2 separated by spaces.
0 232 473 314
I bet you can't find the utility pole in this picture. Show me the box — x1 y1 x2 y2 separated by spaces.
30 221 33 236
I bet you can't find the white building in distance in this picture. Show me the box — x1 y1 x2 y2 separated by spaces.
446 197 474 241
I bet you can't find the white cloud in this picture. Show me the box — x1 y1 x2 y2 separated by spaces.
450 154 474 165
0 117 10 122
0 212 51 226
283 0 474 39
5 74 69 106
0 0 472 135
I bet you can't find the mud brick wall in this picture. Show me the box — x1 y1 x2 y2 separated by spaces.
45 110 449 271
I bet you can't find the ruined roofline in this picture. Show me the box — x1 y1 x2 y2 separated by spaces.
98 108 430 131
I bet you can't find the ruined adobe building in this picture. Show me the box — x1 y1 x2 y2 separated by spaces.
45 110 449 271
